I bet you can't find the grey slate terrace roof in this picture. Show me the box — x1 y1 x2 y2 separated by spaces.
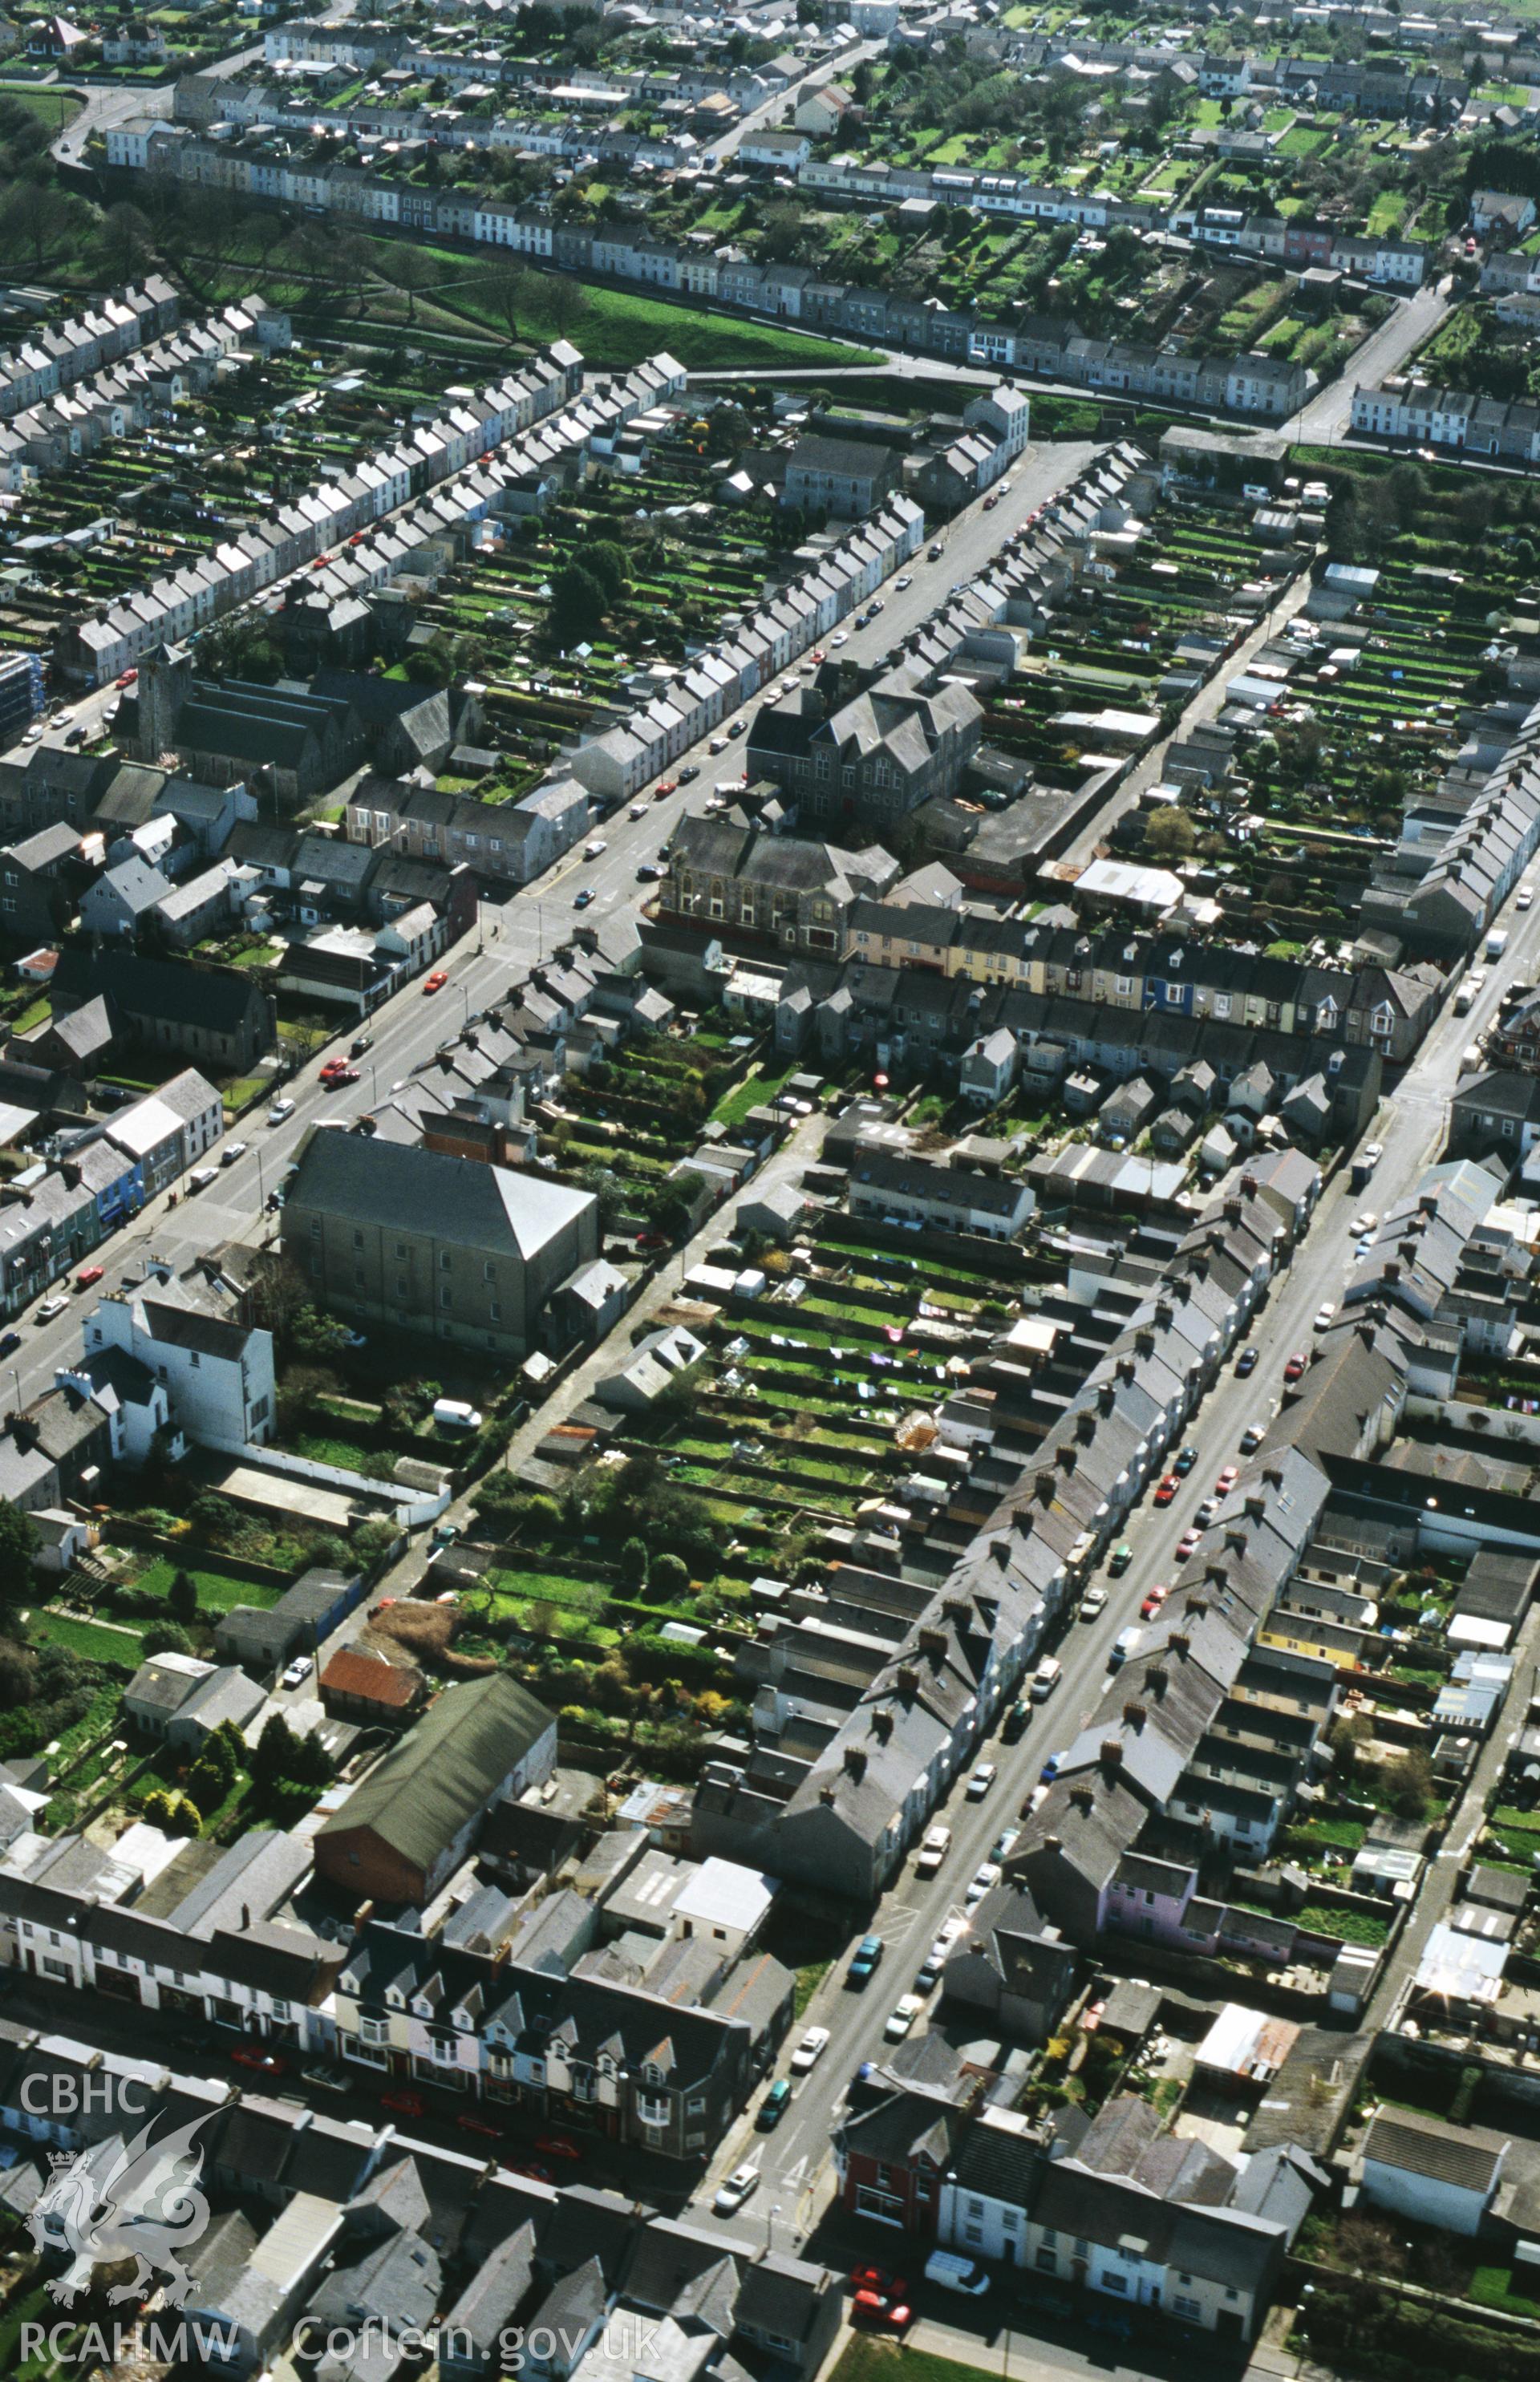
1360 2106 1506 2194
287 1132 594 1262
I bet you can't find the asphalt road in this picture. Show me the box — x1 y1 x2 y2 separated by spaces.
698 859 1540 2256
1284 278 1451 444
0 440 1087 1400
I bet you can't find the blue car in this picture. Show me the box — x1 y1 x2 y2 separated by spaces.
846 1935 884 1988
1040 1751 1068 1784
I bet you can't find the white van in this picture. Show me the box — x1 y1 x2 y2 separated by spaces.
1031 1656 1062 1702
432 1399 484 1431
924 2251 990 2296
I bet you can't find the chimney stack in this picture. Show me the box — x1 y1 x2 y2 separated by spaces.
844 1745 867 1781
1077 1408 1097 1443
1057 1444 1077 1473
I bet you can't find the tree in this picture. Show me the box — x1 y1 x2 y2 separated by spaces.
251 1712 298 1788
484 255 533 344
0 1638 37 1705
143 1789 177 1829
620 1537 649 1591
585 541 630 607
198 611 285 684
277 1363 335 1437
168 1797 201 1837
168 1569 198 1626
650 1169 706 1241
541 272 588 337
0 1502 38 1584
184 1756 229 1817
1 176 54 273
1386 1747 1433 1819
100 201 155 285
650 1551 689 1602
1144 804 1197 860
391 241 437 325
549 562 607 646
144 1622 192 1657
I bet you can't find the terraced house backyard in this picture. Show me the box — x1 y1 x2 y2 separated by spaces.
461 1201 1043 1758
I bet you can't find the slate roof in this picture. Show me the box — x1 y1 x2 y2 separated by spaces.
317 1675 553 1873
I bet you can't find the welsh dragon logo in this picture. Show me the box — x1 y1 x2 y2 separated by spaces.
27 2109 213 2307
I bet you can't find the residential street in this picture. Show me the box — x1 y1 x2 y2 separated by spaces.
1284 278 1451 444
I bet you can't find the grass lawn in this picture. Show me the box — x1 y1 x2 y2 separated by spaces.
829 2339 1003 2382
130 1555 286 1611
1469 2265 1540 2317
710 1058 799 1133
795 1959 832 2017
0 83 83 128
28 1610 144 1663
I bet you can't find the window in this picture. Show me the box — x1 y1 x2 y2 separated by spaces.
489 1302 501 1323
1035 2249 1057 2274
440 1286 452 1309
1100 2272 1127 2294
1172 2296 1202 2322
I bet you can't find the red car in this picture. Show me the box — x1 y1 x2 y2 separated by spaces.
1214 1465 1239 1496
1141 1583 1169 1620
75 1265 104 1290
321 1064 360 1088
1283 1351 1308 1383
635 1230 668 1250
456 2112 501 2139
423 970 448 995
1153 1474 1178 1507
654 778 677 796
850 2268 909 2298
1175 1529 1201 1562
115 668 137 687
382 2088 425 2117
230 2044 286 2077
534 2133 581 2161
853 2293 912 2333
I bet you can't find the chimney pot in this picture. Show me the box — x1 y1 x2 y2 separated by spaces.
1100 1739 1124 1767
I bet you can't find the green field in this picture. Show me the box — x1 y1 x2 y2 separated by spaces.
0 83 83 129
28 1611 144 1663
130 1555 286 1611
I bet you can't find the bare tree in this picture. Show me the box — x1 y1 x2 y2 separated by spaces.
483 255 533 343
2 176 54 273
391 240 436 324
100 200 155 284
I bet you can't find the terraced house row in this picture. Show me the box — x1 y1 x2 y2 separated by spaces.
53 345 691 687
565 496 926 807
692 1153 1314 1898
103 125 1309 417
0 276 180 422
0 295 289 492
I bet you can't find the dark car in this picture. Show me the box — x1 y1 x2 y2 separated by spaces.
1001 1699 1030 1744
0 1331 18 1358
756 2080 792 2130
1235 1344 1258 1376
846 1935 884 1988
1173 1445 1199 1474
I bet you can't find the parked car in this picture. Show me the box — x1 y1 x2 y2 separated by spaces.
756 2080 792 2131
229 2044 286 2077
1314 1303 1336 1331
1240 1420 1267 1454
456 2112 501 2139
1214 1465 1238 1496
36 1297 67 1322
1108 1542 1133 1576
853 2293 911 2333
790 2027 829 2074
282 1655 313 1689
1140 1583 1169 1620
846 1934 884 1987
884 1995 925 2041
221 1141 247 1167
267 1097 295 1125
0 1332 18 1359
916 1825 951 1876
850 2267 909 2299
423 970 448 995
713 2164 760 2215
533 2135 581 2160
74 1265 104 1290
1175 1527 1202 1561
966 1761 998 1800
966 1861 1001 1904
1079 1586 1108 1620
351 1035 374 1058
1235 1344 1258 1377
1040 1751 1068 1783
1153 1473 1178 1506
573 888 594 909
1173 1445 1198 1474
1283 1351 1308 1382
380 2088 424 2117
1001 1699 1030 1742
